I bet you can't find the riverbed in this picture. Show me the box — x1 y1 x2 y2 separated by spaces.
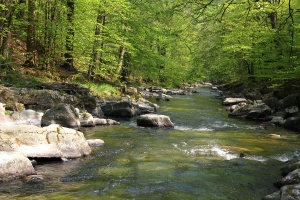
1 88 299 199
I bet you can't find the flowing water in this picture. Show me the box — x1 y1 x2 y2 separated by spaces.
1 88 300 200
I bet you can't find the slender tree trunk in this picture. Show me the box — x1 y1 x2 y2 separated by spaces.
50 1 57 68
64 0 76 71
115 21 129 82
269 0 278 29
157 44 166 82
120 51 130 82
43 0 50 69
116 45 126 74
88 10 105 80
26 0 37 67
0 2 17 65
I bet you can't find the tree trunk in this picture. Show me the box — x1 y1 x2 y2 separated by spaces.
269 12 277 29
157 44 166 82
88 10 105 80
26 0 37 67
63 0 76 71
0 2 17 65
120 52 130 83
269 0 278 29
116 45 126 74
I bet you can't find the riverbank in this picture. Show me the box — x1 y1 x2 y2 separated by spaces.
215 82 300 199
217 82 300 132
0 81 298 198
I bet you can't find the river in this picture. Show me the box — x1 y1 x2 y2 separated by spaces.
1 88 300 200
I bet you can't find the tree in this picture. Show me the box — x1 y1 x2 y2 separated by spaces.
0 1 18 66
88 6 106 80
25 0 36 67
64 0 76 71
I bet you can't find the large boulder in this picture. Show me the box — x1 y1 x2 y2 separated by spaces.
0 151 36 181
264 97 280 111
0 124 92 158
283 117 300 132
263 184 300 200
228 104 253 118
101 101 136 118
137 114 174 128
281 158 300 176
280 94 300 110
41 103 80 129
134 99 159 115
245 104 272 120
275 168 300 188
228 103 272 120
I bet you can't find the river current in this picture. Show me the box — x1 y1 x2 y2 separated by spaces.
1 88 300 199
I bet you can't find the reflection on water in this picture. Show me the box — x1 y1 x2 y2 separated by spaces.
1 88 300 200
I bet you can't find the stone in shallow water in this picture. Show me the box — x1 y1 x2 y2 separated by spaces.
222 98 247 105
0 124 92 158
0 151 36 181
87 139 105 147
136 114 174 128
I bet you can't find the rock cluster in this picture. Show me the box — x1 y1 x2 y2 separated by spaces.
0 84 179 181
263 158 300 200
138 85 197 99
219 85 300 132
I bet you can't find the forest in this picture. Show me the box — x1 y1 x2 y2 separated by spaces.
0 0 299 88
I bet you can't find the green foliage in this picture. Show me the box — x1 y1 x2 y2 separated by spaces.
1 0 300 87
0 69 41 88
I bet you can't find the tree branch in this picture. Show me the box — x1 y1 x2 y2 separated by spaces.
219 0 234 22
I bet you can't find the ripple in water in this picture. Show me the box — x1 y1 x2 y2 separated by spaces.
174 121 257 132
172 143 238 160
271 149 300 162
174 125 214 131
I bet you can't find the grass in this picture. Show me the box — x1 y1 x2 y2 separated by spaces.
80 82 121 97
0 67 122 98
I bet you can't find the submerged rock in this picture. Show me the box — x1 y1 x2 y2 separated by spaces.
87 139 105 147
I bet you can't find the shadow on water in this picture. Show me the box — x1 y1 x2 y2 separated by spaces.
1 88 300 200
